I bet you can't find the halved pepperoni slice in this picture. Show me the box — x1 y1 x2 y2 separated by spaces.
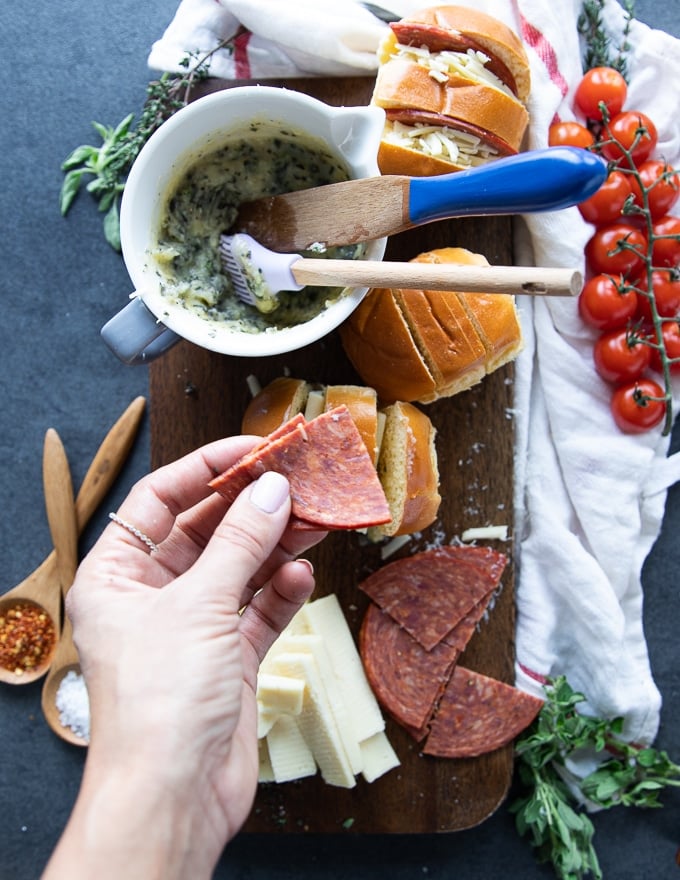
210 407 391 530
209 414 307 507
423 665 543 758
359 546 507 651
359 602 460 739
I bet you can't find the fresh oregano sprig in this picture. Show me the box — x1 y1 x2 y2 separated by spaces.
60 39 233 250
510 676 680 880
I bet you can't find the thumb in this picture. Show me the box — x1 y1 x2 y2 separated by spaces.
190 471 292 606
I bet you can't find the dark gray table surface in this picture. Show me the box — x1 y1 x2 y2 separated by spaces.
2 1 679 878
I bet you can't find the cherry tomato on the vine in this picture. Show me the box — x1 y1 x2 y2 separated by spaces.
578 273 638 330
574 67 628 121
600 111 658 164
651 214 680 267
610 377 666 433
578 170 632 226
630 159 680 220
650 320 680 373
548 121 595 149
634 269 680 321
585 222 647 276
593 328 651 383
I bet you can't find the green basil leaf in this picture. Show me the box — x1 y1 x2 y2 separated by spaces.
61 144 98 170
59 169 83 215
103 200 121 251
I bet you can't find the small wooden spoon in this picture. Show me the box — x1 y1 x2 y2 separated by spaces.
0 396 145 686
40 428 87 747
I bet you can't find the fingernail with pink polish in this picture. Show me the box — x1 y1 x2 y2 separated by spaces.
250 471 290 513
297 558 314 576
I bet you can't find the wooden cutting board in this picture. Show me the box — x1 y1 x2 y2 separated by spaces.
149 77 516 834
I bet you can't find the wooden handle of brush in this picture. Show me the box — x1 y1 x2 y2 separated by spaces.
291 260 582 297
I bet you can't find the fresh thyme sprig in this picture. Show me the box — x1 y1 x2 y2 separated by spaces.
60 39 232 250
577 0 635 79
510 676 680 880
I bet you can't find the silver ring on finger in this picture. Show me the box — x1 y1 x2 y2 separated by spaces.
108 512 160 553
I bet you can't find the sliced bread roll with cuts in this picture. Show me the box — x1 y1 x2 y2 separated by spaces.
339 248 524 405
369 400 440 542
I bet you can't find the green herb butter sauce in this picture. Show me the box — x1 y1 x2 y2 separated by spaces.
150 124 365 333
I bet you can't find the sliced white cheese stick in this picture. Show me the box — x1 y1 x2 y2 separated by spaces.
257 702 278 739
303 389 325 421
300 594 385 741
359 731 401 783
272 651 357 789
256 673 305 716
278 632 363 774
266 715 317 783
258 737 275 783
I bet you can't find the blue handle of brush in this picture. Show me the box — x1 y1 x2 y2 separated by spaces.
407 147 607 224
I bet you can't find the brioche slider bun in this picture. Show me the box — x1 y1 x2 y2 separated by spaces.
372 5 530 175
241 376 310 437
241 379 440 539
369 400 441 541
339 248 524 405
377 6 531 101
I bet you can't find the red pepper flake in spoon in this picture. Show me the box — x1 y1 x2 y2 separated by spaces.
0 600 57 676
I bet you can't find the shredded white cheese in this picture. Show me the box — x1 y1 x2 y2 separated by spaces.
383 120 499 167
380 533 412 559
246 373 262 398
461 524 509 542
391 43 514 98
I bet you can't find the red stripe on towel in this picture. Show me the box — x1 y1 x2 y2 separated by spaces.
234 29 252 79
518 14 570 98
518 662 550 686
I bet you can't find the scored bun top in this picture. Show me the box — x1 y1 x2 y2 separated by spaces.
411 249 524 374
339 248 524 405
378 5 530 102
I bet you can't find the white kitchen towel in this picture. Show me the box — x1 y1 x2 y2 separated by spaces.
148 0 680 753
512 0 680 753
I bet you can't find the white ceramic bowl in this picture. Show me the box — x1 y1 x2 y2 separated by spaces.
101 86 387 364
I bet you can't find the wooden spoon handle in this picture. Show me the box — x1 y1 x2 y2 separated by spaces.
292 260 583 298
74 396 146 531
43 429 79 596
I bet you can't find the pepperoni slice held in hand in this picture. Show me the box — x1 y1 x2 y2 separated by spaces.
210 406 391 530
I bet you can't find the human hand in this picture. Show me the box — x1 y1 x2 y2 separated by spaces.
43 436 326 880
